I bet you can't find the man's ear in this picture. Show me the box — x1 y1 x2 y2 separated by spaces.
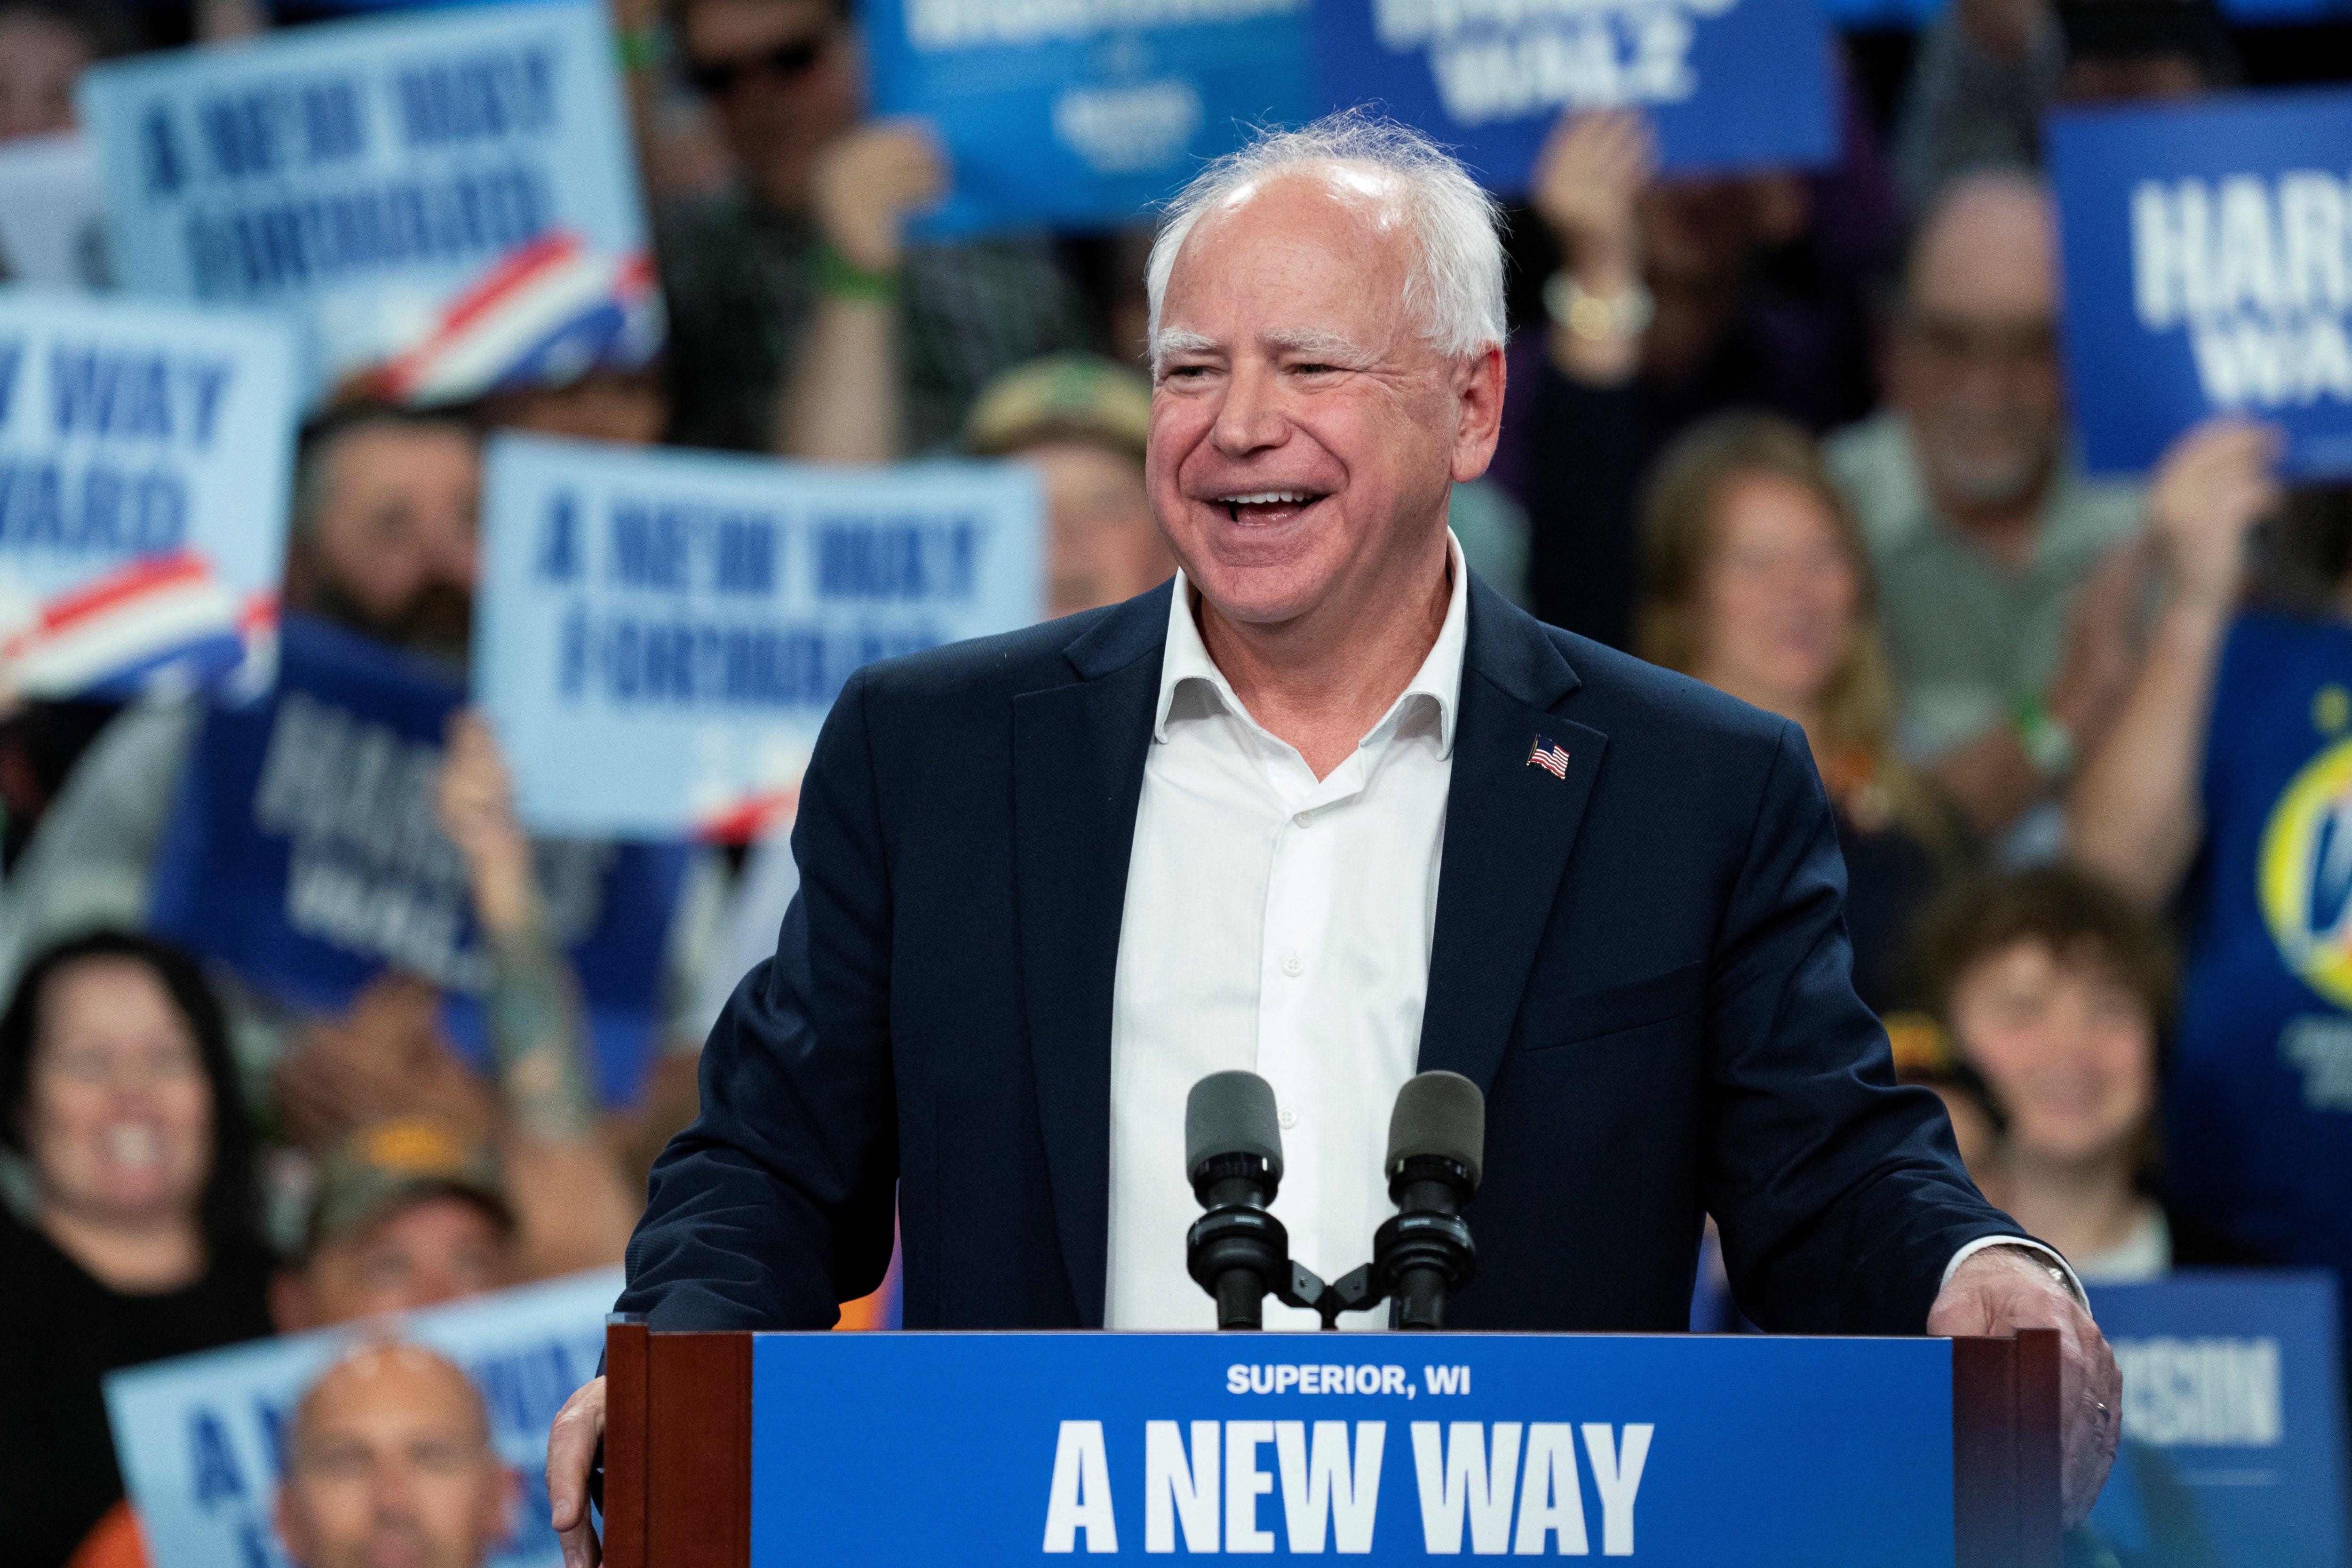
275 1484 310 1568
487 1461 522 1549
1449 344 1508 484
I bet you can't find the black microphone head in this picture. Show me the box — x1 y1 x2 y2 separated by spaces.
1186 1070 1284 1189
1386 1070 1485 1191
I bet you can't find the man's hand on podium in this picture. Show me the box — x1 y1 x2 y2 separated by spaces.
1927 1245 2121 1530
548 1375 607 1568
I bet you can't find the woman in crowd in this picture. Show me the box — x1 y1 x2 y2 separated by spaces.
1636 409 1962 1012
0 931 273 1568
1907 866 2259 1281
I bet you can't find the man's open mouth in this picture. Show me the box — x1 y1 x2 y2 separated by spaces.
1214 490 1327 523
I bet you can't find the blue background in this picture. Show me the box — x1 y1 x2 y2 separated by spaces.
1307 0 1837 191
750 1331 1956 1565
2047 86 2352 478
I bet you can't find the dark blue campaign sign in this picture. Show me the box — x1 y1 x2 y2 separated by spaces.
1309 0 1836 191
2085 1271 2349 1568
863 0 1313 236
2048 87 2352 478
146 613 687 1106
751 1332 1955 1564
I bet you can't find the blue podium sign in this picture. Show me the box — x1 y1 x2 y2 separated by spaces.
78 0 659 407
746 1332 1955 1564
475 433 1045 840
2084 1270 2349 1568
865 0 1314 237
1308 0 1837 192
2047 87 2352 478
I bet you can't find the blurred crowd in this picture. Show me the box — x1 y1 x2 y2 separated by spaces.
3 0 2351 1563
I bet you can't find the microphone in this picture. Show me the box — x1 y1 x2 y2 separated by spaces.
1374 1070 1484 1329
1184 1070 1290 1330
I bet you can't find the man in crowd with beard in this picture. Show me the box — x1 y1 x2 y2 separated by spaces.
0 406 485 996
1825 169 2146 847
275 1345 515 1568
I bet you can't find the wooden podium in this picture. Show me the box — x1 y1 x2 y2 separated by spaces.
600 1321 2060 1568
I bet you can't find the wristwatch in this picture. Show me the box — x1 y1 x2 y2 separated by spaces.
1542 272 1655 342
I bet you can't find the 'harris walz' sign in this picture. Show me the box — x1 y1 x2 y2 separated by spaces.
475 433 1044 840
78 0 658 406
1308 0 1836 191
2050 86 2352 477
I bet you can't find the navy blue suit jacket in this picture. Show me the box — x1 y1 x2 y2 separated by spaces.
619 575 2017 1334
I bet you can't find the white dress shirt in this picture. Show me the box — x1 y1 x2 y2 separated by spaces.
1098 533 2080 1329
1104 535 1470 1330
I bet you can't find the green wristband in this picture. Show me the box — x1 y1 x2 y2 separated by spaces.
815 244 900 306
614 22 667 73
2014 695 2077 780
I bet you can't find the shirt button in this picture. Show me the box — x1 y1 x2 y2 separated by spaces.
1281 954 1303 978
1291 811 1312 828
1279 1106 1298 1130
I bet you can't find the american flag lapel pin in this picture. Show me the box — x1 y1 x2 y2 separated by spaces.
1526 734 1571 779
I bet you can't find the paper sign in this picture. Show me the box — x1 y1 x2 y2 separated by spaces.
2049 87 2352 478
2085 1270 2349 1568
0 133 110 290
78 0 660 406
864 0 1314 237
106 1269 620 1568
475 433 1046 839
146 612 690 1105
0 287 296 698
1307 0 1837 191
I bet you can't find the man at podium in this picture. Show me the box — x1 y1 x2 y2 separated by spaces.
549 110 2119 1556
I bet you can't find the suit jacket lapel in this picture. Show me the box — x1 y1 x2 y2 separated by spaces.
1010 587 1168 1327
1419 579 1606 1094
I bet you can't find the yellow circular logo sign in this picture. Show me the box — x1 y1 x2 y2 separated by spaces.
2260 737 2352 1006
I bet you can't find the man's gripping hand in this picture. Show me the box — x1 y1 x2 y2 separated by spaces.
548 1375 608 1568
1926 1245 2121 1530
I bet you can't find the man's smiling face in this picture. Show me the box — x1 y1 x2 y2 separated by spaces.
1147 167 1486 630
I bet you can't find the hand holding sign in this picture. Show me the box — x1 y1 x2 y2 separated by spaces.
2144 416 2283 616
814 120 949 274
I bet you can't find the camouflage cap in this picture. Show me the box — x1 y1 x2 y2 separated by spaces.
961 354 1152 465
306 1116 513 1254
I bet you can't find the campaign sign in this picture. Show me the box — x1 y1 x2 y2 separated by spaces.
750 1333 1954 1564
0 133 110 290
78 0 659 406
476 434 1046 839
2084 1271 2349 1568
0 287 296 699
147 612 689 1105
1309 0 1836 192
863 0 1313 236
2048 87 2352 478
106 1269 620 1568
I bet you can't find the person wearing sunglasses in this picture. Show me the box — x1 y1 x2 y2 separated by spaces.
657 0 1092 464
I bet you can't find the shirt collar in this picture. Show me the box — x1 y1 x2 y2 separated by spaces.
1152 530 1471 759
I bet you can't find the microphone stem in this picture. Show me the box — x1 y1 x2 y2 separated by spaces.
1215 1270 1264 1330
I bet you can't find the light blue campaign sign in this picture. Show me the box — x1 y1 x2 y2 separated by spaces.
751 1332 1955 1565
78 0 658 406
2085 1271 2349 1568
865 0 1313 237
2049 87 2352 478
105 1269 620 1568
0 287 296 697
1309 0 1836 191
477 434 1046 838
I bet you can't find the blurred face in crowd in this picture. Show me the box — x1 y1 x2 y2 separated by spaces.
278 1195 517 1331
1023 441 1173 617
22 958 211 1232
277 1346 513 1568
0 8 89 142
1149 167 1501 630
299 420 480 659
680 0 860 213
1689 470 1858 715
1889 176 2066 521
475 370 668 447
1951 939 2156 1170
1638 172 1804 288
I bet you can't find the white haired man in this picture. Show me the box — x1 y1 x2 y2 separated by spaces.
549 111 2119 1555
